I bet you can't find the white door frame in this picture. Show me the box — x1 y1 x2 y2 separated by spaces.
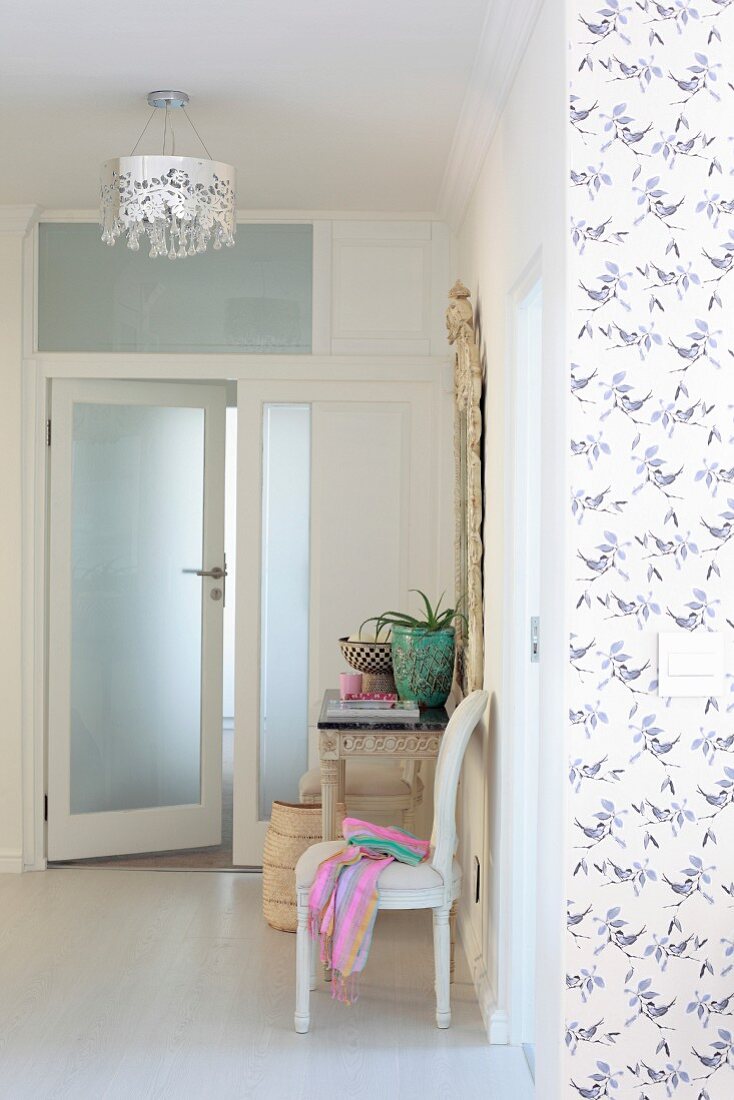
20 354 451 873
503 267 543 1051
489 250 567 1093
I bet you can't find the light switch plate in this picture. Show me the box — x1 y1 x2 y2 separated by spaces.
658 632 725 698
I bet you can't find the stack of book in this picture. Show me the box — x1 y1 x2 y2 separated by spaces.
327 693 420 721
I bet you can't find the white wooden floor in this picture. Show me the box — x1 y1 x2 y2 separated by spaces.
0 869 534 1100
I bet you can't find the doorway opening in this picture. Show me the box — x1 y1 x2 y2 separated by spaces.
505 274 542 1075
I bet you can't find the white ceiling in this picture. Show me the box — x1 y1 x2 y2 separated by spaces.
0 0 490 213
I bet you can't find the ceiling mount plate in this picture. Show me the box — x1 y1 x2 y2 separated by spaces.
146 90 190 110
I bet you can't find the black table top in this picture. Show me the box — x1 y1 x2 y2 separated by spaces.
317 689 451 731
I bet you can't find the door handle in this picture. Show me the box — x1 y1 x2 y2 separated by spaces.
182 559 228 606
182 566 225 579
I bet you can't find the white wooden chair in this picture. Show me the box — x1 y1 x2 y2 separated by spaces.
294 689 488 1033
298 760 423 833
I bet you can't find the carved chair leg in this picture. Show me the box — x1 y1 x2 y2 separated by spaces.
433 906 452 1029
309 930 318 991
294 902 311 1033
449 899 457 984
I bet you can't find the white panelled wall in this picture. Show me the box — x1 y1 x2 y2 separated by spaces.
330 220 451 355
2 211 456 876
0 207 39 872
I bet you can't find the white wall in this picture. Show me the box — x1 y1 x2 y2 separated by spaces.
0 213 33 873
455 0 565 1084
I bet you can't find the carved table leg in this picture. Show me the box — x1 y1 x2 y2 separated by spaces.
320 757 339 842
337 759 346 808
449 900 457 984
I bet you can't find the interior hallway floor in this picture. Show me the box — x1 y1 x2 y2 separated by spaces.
0 868 534 1100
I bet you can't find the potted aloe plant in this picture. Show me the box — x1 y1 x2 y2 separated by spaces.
361 591 465 708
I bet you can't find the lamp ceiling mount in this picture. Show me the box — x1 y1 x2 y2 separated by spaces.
146 90 190 110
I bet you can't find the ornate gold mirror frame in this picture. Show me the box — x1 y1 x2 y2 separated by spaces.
446 280 484 695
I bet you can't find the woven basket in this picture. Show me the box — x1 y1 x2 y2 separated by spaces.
262 800 345 933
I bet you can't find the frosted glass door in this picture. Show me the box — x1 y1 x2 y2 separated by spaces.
259 405 311 818
47 380 226 860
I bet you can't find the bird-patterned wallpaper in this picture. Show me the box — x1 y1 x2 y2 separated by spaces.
568 1 734 1096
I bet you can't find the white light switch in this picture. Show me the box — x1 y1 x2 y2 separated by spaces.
658 632 725 697
668 653 711 677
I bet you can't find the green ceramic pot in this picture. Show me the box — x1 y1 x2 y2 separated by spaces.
391 625 455 708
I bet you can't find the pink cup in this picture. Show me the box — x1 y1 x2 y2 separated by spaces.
340 672 363 699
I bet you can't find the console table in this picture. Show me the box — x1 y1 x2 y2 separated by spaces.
317 689 451 841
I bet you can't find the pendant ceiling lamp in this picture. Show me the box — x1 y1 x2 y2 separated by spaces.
100 91 236 259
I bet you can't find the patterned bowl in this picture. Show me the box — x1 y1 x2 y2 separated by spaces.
338 637 394 675
338 637 395 694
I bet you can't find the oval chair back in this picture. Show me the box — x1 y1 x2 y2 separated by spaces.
430 690 488 897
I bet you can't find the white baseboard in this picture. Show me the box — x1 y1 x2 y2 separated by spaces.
457 908 510 1044
0 850 24 873
23 858 47 873
488 1007 510 1045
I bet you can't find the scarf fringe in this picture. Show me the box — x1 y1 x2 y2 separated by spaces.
306 914 358 1003
330 969 360 1005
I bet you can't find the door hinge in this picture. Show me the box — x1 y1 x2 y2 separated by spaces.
530 616 540 663
46 419 52 447
44 794 48 821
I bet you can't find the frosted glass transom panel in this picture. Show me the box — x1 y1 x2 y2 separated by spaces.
259 404 311 818
38 223 313 353
70 402 205 813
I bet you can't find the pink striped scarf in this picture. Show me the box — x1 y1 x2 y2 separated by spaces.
307 817 430 1004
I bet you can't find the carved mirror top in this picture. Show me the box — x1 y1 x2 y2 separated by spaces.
446 280 475 344
447 280 484 696
447 280 482 414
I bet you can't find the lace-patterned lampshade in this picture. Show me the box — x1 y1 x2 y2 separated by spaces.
100 91 236 259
